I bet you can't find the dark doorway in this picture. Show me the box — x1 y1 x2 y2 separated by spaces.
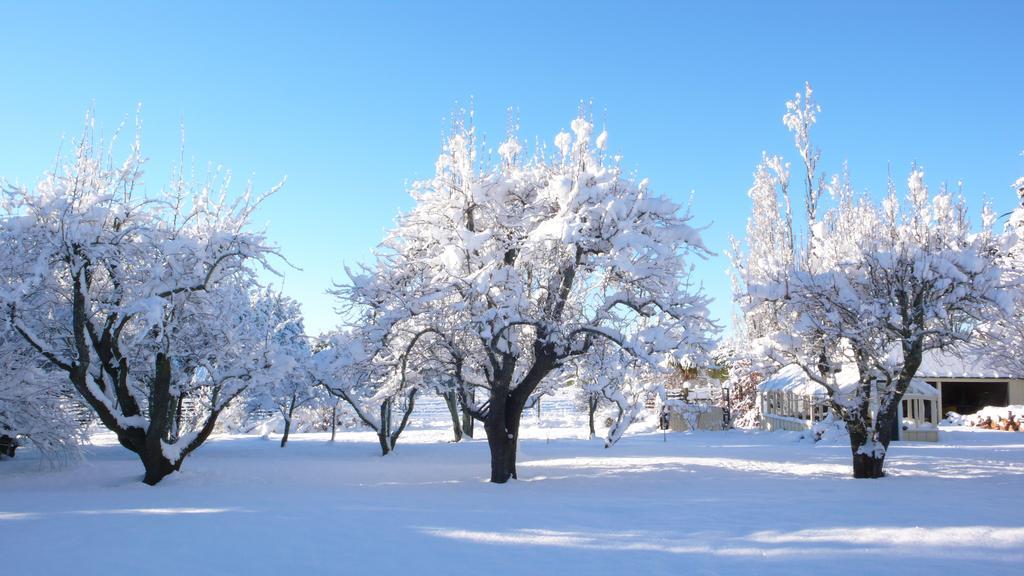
939 381 1008 416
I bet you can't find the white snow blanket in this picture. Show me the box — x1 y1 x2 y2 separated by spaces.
2 422 1022 575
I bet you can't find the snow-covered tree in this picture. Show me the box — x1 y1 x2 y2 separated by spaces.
336 109 716 482
976 166 1024 387
568 341 653 445
313 328 419 456
713 337 761 428
735 85 1010 478
725 93 814 415
243 291 321 447
0 118 283 484
434 373 468 442
574 364 613 440
0 317 86 462
601 362 662 447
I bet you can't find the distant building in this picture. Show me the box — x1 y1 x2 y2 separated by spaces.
756 349 1024 442
914 351 1024 416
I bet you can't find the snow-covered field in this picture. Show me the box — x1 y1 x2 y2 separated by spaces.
2 420 1023 575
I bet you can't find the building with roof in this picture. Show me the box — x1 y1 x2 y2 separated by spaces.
757 364 941 441
914 350 1024 417
757 349 1024 441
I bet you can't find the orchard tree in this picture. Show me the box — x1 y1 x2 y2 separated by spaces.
338 109 716 483
244 291 321 448
600 362 663 447
435 374 467 442
735 85 1010 478
713 337 762 428
313 329 419 456
725 90 814 403
576 377 607 440
975 171 1024 384
0 119 283 485
570 342 656 445
0 317 86 462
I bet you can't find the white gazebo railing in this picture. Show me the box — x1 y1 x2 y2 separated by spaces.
757 365 940 442
897 379 940 441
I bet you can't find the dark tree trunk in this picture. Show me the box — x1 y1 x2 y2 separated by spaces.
840 388 888 479
113 353 224 486
330 402 338 442
483 353 554 483
851 451 886 478
848 425 886 479
140 353 180 485
374 389 417 456
485 408 524 483
484 421 517 483
505 409 522 479
484 385 518 483
841 341 922 480
442 389 463 442
376 432 391 455
461 388 475 438
480 251 580 483
850 385 900 479
142 449 178 486
280 418 292 448
377 398 393 456
841 375 898 480
280 393 297 448
588 396 598 439
136 386 223 485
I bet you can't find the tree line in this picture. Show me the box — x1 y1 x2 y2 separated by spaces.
2 88 1021 484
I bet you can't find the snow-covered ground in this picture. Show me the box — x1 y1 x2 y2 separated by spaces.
2 418 1023 575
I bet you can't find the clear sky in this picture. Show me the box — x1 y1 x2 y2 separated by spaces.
1 1 1021 336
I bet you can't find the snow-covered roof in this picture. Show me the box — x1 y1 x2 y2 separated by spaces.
913 348 1023 380
757 365 834 397
758 364 938 398
904 379 940 397
757 346 1019 398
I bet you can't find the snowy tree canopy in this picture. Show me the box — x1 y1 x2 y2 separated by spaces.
239 290 324 447
733 85 1012 478
973 166 1024 383
333 109 717 482
0 314 86 462
0 118 284 484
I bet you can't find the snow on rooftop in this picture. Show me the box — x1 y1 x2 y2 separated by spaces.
913 347 1023 380
758 346 1020 399
757 365 830 396
758 364 937 398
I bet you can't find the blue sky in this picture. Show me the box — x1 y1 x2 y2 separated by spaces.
1 1 1021 336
